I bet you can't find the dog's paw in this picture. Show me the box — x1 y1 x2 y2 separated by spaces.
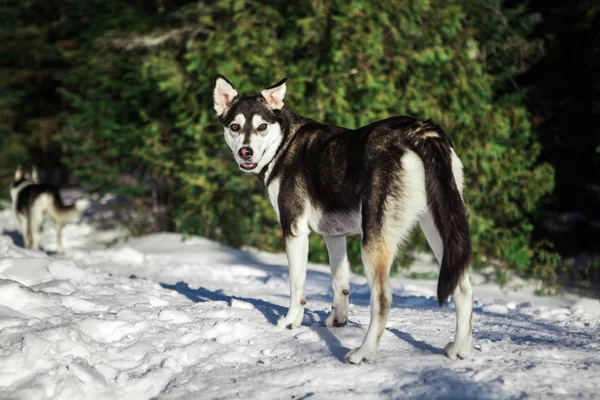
276 310 304 329
344 346 377 365
443 341 471 360
324 308 348 328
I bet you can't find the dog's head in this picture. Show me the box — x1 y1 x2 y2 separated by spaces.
213 75 287 173
9 165 36 199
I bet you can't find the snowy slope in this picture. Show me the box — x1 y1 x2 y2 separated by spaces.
0 196 599 399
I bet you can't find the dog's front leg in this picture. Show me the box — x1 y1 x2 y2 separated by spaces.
277 233 309 329
323 235 350 327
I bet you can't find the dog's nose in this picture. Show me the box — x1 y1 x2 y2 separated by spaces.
238 147 253 160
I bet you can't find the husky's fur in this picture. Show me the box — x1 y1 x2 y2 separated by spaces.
9 166 84 254
213 75 473 364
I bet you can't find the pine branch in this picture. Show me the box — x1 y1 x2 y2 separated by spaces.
95 26 209 52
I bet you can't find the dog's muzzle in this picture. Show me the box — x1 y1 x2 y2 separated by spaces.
238 146 257 170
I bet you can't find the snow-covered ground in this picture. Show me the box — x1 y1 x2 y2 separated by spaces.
0 193 599 399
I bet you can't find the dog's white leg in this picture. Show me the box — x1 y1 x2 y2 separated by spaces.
277 233 309 329
18 216 31 248
323 235 350 328
345 241 393 364
29 204 44 251
27 213 42 250
420 205 473 360
346 150 427 364
56 223 64 255
418 211 443 264
29 221 39 250
444 272 473 360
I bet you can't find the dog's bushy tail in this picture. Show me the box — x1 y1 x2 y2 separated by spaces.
49 189 87 225
410 126 472 306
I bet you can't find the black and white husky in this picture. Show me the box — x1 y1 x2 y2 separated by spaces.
9 166 85 254
213 75 473 364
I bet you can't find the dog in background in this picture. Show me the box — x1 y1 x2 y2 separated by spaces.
9 165 86 254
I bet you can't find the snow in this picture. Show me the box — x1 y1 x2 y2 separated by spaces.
0 194 599 399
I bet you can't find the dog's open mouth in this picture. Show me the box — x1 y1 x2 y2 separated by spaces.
240 163 258 171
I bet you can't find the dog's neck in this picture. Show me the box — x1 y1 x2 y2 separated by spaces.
258 108 303 186
10 179 33 200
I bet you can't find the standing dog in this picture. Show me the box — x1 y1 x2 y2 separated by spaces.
9 166 85 254
213 75 473 363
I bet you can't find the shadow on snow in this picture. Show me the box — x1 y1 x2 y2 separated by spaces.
150 243 596 365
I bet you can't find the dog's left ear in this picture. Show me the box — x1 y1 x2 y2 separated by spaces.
15 165 23 180
261 78 287 110
213 74 239 117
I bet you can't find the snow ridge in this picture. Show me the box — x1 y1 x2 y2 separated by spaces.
0 201 599 399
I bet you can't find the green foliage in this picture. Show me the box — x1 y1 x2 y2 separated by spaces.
1 0 560 283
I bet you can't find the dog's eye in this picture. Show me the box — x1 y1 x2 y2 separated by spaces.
230 123 241 132
257 123 268 132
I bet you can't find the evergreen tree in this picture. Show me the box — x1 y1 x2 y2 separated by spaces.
0 0 561 283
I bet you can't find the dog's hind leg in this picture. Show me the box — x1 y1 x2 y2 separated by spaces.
277 233 309 329
29 217 40 250
345 236 395 364
444 272 473 359
443 149 473 359
18 215 31 248
324 235 350 328
420 210 473 359
419 148 473 360
29 202 44 251
26 212 42 250
56 222 64 255
418 211 443 264
346 150 427 364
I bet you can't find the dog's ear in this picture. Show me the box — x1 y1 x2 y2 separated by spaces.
261 78 287 110
213 74 239 117
15 165 23 180
32 165 39 182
